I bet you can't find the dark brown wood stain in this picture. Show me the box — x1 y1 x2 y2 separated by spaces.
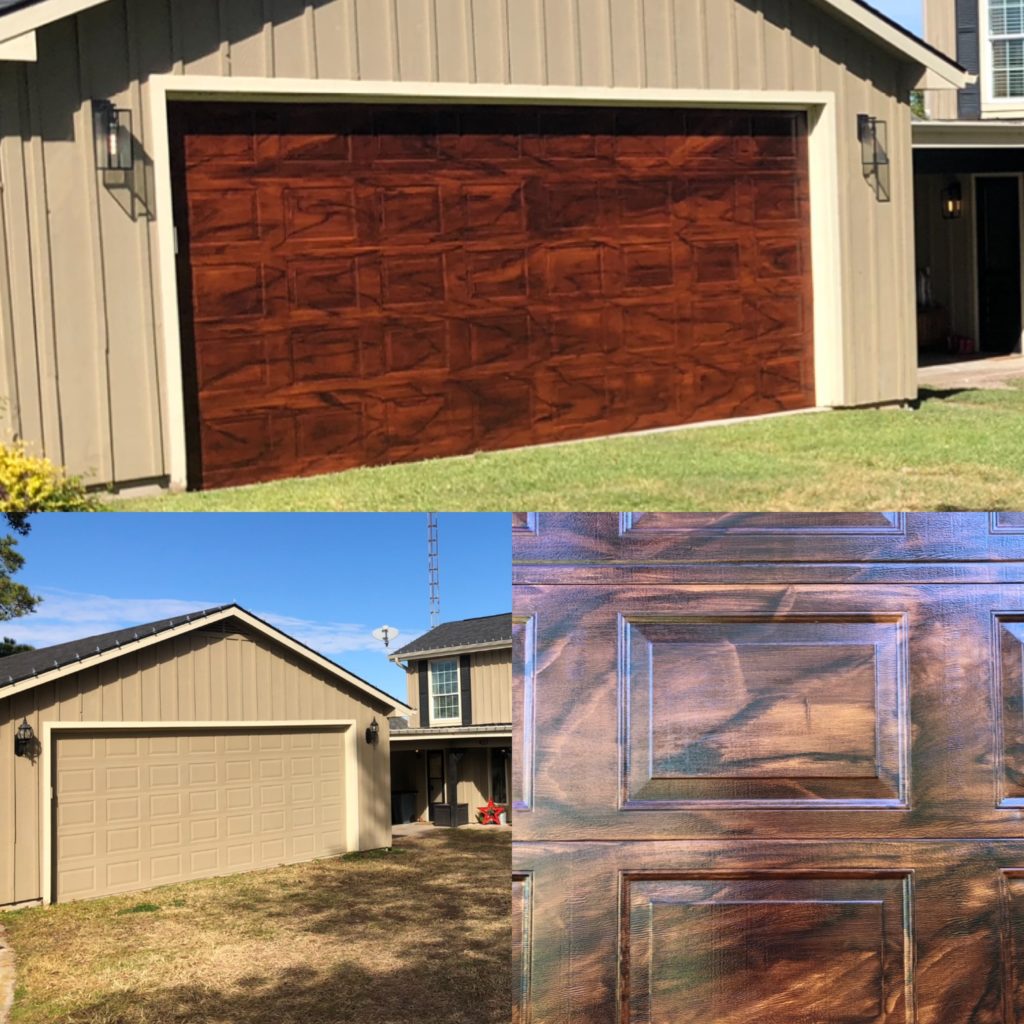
170 103 814 489
512 513 1024 1024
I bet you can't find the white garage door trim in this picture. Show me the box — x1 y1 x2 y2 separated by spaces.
41 719 359 905
147 75 844 491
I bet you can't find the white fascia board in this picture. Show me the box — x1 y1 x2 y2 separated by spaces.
913 120 1024 148
811 0 971 88
0 0 110 44
0 29 36 60
387 639 512 664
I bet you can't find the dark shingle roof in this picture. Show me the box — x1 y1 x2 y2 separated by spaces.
0 605 235 686
391 613 511 659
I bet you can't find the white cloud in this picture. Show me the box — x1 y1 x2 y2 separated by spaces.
4 588 427 661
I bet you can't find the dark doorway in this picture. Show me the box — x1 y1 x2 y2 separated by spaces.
976 175 1022 354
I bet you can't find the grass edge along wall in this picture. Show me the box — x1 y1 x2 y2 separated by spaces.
0 0 967 491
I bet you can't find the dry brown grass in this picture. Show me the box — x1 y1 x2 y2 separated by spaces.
4 828 510 1024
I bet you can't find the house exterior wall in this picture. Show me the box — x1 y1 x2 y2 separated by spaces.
403 647 511 726
0 0 923 488
0 625 393 907
925 0 960 119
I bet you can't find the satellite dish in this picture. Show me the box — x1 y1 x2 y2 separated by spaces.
373 625 400 649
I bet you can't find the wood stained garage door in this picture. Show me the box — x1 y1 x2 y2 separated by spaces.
171 103 814 490
54 727 346 902
512 513 1024 1024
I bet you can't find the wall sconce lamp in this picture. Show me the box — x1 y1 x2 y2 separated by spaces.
365 719 380 745
857 114 891 203
92 99 134 172
14 718 35 758
942 181 963 220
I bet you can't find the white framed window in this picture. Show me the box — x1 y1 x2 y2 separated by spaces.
991 0 1024 98
429 658 461 723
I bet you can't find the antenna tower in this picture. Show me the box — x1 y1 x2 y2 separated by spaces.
427 513 440 628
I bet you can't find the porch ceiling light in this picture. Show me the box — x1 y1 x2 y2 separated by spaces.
14 718 35 758
92 99 133 172
942 181 963 220
857 114 891 203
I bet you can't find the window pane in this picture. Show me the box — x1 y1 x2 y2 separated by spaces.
430 659 460 719
992 0 1024 35
993 38 1024 97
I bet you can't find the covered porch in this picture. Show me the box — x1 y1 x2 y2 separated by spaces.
913 120 1024 368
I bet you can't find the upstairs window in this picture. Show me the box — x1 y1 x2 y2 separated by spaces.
429 658 461 723
991 0 1024 98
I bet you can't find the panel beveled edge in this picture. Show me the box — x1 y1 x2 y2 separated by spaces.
617 611 911 811
512 871 534 1024
618 512 907 536
992 613 1024 809
513 613 537 813
617 869 916 1024
513 513 539 535
990 513 1024 535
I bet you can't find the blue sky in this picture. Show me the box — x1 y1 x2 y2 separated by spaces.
4 513 510 701
872 0 923 35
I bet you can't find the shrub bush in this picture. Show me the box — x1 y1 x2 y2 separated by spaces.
0 443 100 512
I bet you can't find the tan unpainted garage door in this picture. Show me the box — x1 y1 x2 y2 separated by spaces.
54 727 347 902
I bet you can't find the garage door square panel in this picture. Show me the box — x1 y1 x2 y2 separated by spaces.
624 874 910 1024
622 614 909 808
175 102 814 487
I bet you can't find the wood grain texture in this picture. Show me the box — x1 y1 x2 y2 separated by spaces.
170 103 814 489
512 512 1024 1023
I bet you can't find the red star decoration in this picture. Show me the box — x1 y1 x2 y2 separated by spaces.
478 799 504 825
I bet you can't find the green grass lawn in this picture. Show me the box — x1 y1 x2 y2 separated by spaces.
115 384 1024 512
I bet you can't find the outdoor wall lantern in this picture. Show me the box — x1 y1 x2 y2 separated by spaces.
942 181 963 220
14 718 35 758
365 719 380 745
857 114 891 202
92 99 134 172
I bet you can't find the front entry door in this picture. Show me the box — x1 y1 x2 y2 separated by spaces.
513 512 1024 1024
977 175 1022 354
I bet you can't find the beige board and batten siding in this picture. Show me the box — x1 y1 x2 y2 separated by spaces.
0 0 923 488
0 626 392 906
924 0 959 120
404 648 511 725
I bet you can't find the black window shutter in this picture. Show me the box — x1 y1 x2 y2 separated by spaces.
956 0 982 119
460 654 473 726
418 662 430 727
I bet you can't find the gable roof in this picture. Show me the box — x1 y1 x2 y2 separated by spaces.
0 603 412 714
389 613 512 661
0 0 969 86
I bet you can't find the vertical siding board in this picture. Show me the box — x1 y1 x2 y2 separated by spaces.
122 654 142 719
312 0 359 80
702 0 737 88
241 638 258 718
209 637 227 719
0 66 44 449
271 0 312 78
225 637 243 719
733 0 765 89
760 0 793 91
222 0 271 77
468 0 509 83
543 0 579 86
506 0 544 84
642 0 676 88
193 635 211 719
575 0 611 87
256 642 272 718
11 687 39 902
673 0 707 89
609 0 644 87
353 0 397 79
395 0 437 81
175 635 194 720
0 74 24 444
176 0 224 74
0 703 13 904
434 0 472 81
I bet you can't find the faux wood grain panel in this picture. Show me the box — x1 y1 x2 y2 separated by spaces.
171 102 814 488
513 513 1024 1023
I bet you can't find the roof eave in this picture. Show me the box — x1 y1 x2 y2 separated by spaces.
387 638 512 664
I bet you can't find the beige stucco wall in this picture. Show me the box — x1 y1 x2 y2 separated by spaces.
0 624 394 906
403 647 511 726
0 0 924 487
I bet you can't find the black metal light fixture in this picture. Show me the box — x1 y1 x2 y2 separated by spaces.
14 718 34 758
942 181 963 220
365 719 380 745
857 114 891 202
92 99 133 172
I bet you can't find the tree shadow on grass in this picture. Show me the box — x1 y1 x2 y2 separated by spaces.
58 953 511 1024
